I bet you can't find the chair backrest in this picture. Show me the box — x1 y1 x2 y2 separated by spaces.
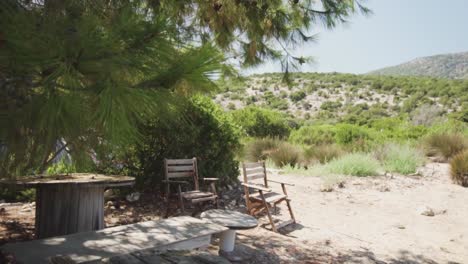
164 158 199 190
242 161 268 188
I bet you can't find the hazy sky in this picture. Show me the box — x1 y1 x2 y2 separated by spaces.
245 0 468 75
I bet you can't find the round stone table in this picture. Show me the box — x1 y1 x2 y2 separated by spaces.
1 173 134 238
200 209 258 261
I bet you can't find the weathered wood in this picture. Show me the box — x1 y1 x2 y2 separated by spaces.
165 159 195 165
2 216 228 264
164 158 218 216
36 184 105 239
166 171 194 178
200 209 258 230
167 165 195 172
241 161 295 232
243 162 264 168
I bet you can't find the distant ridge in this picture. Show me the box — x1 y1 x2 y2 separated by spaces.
369 52 468 79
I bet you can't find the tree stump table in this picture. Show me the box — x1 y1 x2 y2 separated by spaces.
1 173 134 239
200 209 258 262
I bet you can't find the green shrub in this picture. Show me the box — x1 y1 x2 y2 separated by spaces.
289 90 306 102
244 137 280 162
269 142 301 167
334 124 369 145
231 106 291 138
324 153 381 176
101 96 242 186
424 133 467 160
289 125 337 145
46 158 76 175
376 143 425 174
450 150 468 187
304 144 344 164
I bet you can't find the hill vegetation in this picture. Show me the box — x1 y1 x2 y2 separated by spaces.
369 52 468 79
215 72 468 125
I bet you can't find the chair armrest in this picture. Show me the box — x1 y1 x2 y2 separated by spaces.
202 178 219 181
241 182 271 192
267 179 294 186
162 180 189 184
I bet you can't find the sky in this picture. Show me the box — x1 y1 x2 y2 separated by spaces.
245 0 468 75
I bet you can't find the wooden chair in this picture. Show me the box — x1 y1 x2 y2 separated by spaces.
163 158 218 217
241 161 295 232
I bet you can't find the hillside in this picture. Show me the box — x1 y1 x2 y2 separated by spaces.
215 72 468 124
369 52 468 79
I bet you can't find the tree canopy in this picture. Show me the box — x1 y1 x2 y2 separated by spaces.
0 0 367 177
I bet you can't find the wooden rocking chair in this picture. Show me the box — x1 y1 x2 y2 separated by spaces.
241 161 296 232
163 158 219 217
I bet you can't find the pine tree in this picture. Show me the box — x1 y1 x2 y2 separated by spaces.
0 0 367 177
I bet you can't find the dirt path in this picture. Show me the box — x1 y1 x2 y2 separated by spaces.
263 162 468 263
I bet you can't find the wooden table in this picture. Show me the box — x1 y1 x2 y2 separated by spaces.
2 216 228 264
1 173 134 238
200 209 258 261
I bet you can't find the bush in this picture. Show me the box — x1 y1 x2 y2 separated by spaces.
324 153 381 176
376 143 425 174
244 137 280 162
424 133 467 160
102 96 242 186
334 124 370 145
231 106 291 138
450 150 468 187
269 142 301 167
289 125 337 145
289 90 306 102
303 144 344 164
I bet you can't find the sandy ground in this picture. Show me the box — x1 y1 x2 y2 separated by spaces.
259 162 468 263
1 162 467 263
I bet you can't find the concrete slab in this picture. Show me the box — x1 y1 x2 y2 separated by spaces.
1 216 227 264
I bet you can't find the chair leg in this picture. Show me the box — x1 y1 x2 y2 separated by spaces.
285 199 296 223
164 185 170 218
259 190 277 232
177 185 185 213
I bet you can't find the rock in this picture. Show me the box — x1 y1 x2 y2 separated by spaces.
222 195 230 200
106 201 114 207
227 185 234 191
378 185 390 192
126 192 140 202
337 182 345 188
320 185 333 192
418 206 435 217
395 224 406 229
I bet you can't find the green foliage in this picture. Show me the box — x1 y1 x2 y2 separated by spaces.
289 125 337 145
324 153 381 177
231 106 291 138
46 159 76 175
269 142 301 168
290 91 306 103
334 124 370 145
450 150 468 187
424 133 467 160
105 96 241 186
376 143 425 175
0 1 226 177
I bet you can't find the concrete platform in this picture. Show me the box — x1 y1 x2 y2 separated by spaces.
1 216 228 264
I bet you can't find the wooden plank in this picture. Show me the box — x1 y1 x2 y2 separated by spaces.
245 167 264 174
165 159 194 165
243 162 263 168
246 173 265 180
1 216 228 264
167 165 195 172
167 171 193 178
